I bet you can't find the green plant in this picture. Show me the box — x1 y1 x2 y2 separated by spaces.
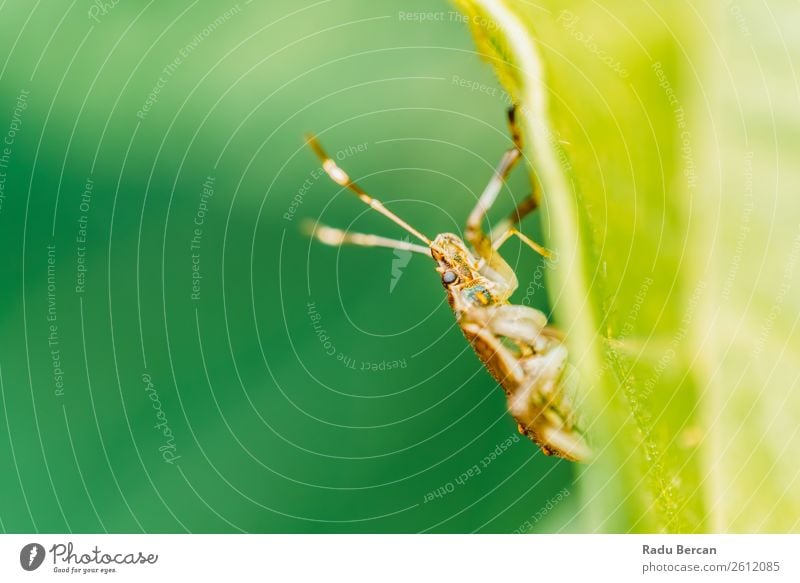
455 0 800 532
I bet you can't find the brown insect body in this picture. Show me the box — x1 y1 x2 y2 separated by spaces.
430 233 590 462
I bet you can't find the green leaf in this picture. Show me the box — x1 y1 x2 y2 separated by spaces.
454 0 800 532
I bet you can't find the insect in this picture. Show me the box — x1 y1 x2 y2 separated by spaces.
305 107 591 462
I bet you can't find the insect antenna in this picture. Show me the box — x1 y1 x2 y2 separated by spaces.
302 220 432 256
305 134 431 246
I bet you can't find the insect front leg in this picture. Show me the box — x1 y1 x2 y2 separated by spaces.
465 107 524 298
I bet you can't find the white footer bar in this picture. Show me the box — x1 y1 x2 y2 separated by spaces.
1 534 797 582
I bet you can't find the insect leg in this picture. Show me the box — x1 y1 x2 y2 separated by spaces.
491 195 538 236
514 344 591 462
486 150 553 259
465 108 524 297
461 321 526 387
304 221 431 256
465 107 523 258
473 304 569 401
463 306 589 461
469 304 549 348
489 178 540 241
465 314 584 461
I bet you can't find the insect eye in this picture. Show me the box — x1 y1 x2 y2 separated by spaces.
442 270 458 284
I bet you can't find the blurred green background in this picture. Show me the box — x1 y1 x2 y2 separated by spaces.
0 0 577 533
